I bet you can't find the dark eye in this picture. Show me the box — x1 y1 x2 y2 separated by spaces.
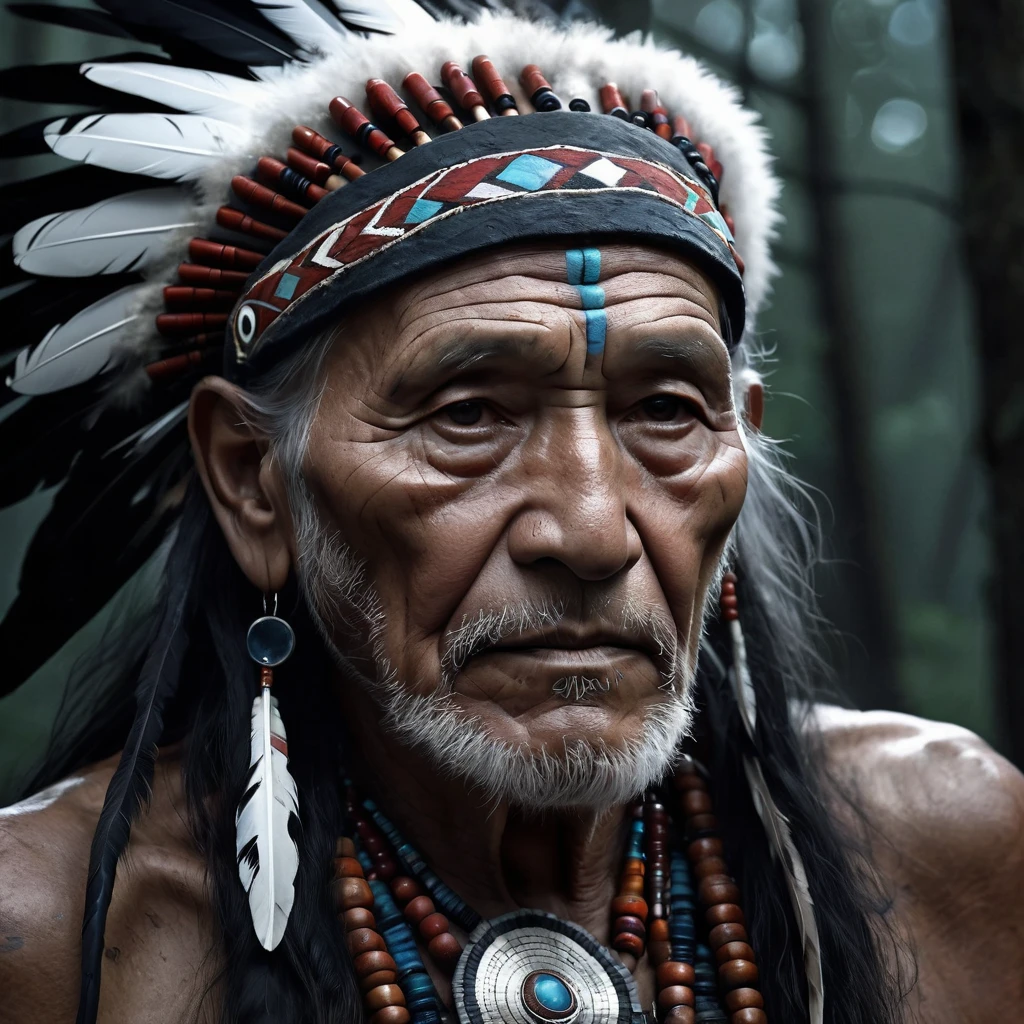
444 400 484 425
641 395 691 421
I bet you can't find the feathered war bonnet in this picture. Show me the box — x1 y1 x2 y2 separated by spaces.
0 2 781 690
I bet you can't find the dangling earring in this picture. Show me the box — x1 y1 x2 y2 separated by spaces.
235 592 301 951
719 571 825 1024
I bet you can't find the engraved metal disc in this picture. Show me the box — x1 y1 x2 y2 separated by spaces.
452 910 648 1024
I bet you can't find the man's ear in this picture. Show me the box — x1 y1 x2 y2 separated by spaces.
188 376 294 593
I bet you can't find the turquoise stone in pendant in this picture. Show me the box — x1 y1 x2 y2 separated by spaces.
533 973 572 1011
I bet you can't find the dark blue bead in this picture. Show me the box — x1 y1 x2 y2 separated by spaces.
245 615 295 666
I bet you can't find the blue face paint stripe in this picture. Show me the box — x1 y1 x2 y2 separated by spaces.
565 248 607 354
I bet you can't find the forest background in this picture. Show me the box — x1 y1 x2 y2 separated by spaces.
1 0 1020 801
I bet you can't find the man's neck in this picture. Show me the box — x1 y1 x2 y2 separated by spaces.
340 682 629 945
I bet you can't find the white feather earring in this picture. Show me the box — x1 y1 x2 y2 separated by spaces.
720 572 825 1024
237 594 301 952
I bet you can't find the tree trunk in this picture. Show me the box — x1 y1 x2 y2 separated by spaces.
947 0 1024 765
795 0 903 711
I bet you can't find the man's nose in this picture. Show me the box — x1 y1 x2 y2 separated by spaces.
506 409 642 581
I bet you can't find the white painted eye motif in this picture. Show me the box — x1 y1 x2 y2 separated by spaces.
236 304 257 348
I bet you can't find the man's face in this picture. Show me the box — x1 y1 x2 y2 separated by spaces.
299 242 748 803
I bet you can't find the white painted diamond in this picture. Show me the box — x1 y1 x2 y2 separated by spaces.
577 158 627 186
465 181 518 200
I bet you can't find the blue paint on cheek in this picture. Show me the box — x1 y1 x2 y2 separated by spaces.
565 248 606 353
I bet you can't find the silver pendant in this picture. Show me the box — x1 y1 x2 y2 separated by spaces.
452 910 648 1024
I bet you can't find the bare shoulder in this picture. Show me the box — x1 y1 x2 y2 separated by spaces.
811 705 1024 1022
0 751 218 1024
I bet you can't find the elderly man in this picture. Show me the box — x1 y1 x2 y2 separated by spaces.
0 5 1021 1024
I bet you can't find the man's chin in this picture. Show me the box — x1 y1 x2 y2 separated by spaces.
381 687 695 811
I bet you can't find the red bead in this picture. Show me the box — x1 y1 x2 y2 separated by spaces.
390 877 421 905
719 959 759 989
365 78 430 144
612 931 644 957
427 931 462 973
706 904 746 927
403 895 435 925
441 61 486 117
360 969 397 993
656 961 696 987
700 878 741 906
610 895 648 920
188 239 263 271
725 988 764 1012
471 55 518 113
176 263 249 287
520 64 553 98
613 914 646 938
731 1010 767 1024
230 175 307 221
329 96 403 160
215 206 287 243
657 985 695 1011
599 82 628 117
418 912 449 940
403 72 462 131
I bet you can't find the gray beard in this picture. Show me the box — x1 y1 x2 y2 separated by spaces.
294 497 704 811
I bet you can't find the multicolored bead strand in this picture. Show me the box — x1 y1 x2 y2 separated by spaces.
675 763 767 1024
644 790 671 961
610 799 648 960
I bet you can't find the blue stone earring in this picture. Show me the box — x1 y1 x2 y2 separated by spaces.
235 592 301 951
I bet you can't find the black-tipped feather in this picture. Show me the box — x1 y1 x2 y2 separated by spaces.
75 486 203 1024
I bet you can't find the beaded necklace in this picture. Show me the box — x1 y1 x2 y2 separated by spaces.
334 758 766 1024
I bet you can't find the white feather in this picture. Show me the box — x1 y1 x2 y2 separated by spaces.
728 616 758 741
13 189 198 278
251 0 343 54
44 113 248 181
7 284 147 396
327 0 433 34
745 756 825 1024
236 688 300 951
81 62 261 121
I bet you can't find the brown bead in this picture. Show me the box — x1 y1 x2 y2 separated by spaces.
649 918 670 942
610 895 648 920
688 837 723 861
700 878 741 906
368 1008 410 1024
359 969 397 993
336 837 357 857
674 772 706 792
662 1008 695 1024
365 984 406 1012
656 961 696 987
354 950 397 977
716 941 755 965
614 914 646 938
657 985 696 1011
343 907 376 932
709 922 749 948
621 875 645 896
687 813 718 832
719 959 759 989
347 927 386 957
390 876 421 905
418 912 449 940
612 931 644 957
647 940 672 967
427 931 462 973
694 856 730 880
374 854 398 882
335 856 365 879
339 877 374 911
725 988 764 1012
403 895 435 925
732 1010 767 1024
706 903 746 927
681 790 713 816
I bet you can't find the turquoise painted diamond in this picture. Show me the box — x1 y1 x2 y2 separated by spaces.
533 973 572 1012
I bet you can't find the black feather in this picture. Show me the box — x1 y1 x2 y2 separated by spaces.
75 484 203 1024
8 3 138 41
0 167 157 235
0 116 66 158
94 0 298 65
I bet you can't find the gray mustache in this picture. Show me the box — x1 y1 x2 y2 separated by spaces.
440 597 682 691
